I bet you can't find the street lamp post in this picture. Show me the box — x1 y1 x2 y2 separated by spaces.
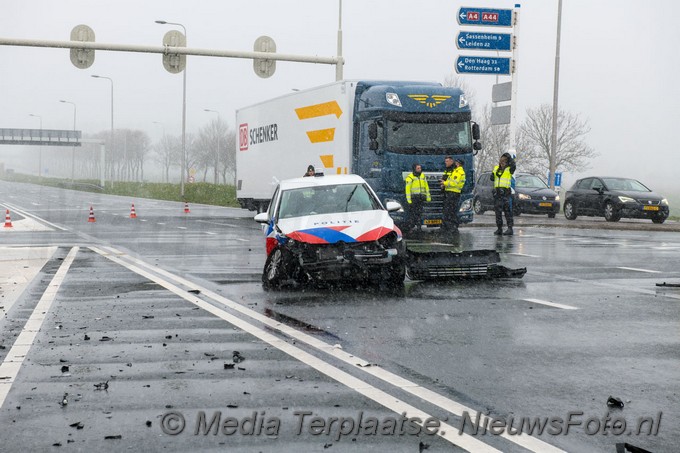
156 20 187 198
549 0 563 190
203 109 220 184
91 75 114 186
59 100 77 182
28 113 42 180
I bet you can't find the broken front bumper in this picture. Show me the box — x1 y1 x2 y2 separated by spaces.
405 247 526 281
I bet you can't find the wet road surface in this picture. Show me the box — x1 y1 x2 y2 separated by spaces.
1 180 678 452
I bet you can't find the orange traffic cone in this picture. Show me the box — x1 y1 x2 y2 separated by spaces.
130 203 137 219
184 201 190 214
3 209 12 228
87 206 96 223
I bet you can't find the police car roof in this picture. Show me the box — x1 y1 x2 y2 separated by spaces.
279 174 367 190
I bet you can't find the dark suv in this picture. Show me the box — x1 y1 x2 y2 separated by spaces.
473 172 560 218
563 177 669 223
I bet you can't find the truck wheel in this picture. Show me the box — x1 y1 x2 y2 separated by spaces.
652 215 666 224
262 248 293 290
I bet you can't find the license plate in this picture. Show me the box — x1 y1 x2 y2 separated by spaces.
539 202 553 207
424 219 442 225
643 205 659 211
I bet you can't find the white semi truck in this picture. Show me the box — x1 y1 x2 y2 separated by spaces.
236 80 481 227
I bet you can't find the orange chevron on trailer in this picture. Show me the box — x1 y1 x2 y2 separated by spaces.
295 101 343 120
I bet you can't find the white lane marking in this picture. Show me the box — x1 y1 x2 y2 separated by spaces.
617 266 662 274
140 219 147 222
90 246 501 453
529 270 680 301
94 245 565 453
233 238 249 242
0 247 79 408
196 220 243 228
3 203 66 231
177 226 187 230
157 222 165 225
522 298 579 310
507 253 541 258
205 232 217 235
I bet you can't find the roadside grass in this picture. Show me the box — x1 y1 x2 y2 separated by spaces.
1 173 239 207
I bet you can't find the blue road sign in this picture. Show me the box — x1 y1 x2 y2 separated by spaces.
458 7 513 27
455 56 511 75
456 31 512 51
547 172 563 187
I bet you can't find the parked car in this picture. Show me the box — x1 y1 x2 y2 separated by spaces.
254 174 406 289
563 176 670 223
473 172 560 218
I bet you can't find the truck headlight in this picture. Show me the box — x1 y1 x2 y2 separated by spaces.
459 199 472 212
661 198 669 206
518 193 531 200
618 196 635 203
386 93 402 107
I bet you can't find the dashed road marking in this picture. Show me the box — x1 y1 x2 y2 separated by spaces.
523 298 578 310
617 266 662 274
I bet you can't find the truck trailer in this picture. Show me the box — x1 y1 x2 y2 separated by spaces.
236 80 481 228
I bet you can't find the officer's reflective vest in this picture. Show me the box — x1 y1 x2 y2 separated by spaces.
442 166 465 193
493 165 513 189
405 173 431 203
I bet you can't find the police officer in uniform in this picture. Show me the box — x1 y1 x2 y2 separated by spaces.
440 156 465 234
303 165 315 177
404 163 431 233
491 153 516 235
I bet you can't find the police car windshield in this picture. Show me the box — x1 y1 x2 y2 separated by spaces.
278 184 382 218
386 120 470 154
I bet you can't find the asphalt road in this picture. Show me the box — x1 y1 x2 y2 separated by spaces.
1 180 678 453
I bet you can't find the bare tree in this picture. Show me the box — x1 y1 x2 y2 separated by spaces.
518 104 597 178
220 130 236 185
442 74 478 115
154 134 179 183
196 118 234 185
198 117 229 184
474 103 510 179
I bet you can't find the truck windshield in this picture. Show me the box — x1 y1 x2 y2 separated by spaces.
385 120 471 154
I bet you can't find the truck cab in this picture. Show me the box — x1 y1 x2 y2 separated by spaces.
351 81 480 228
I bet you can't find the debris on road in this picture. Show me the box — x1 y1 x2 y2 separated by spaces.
656 282 680 288
607 396 625 408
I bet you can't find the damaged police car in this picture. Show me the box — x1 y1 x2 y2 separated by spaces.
254 175 406 290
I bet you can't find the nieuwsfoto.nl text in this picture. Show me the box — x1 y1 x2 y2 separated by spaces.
160 410 661 440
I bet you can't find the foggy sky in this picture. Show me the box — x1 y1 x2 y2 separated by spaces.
1 0 679 193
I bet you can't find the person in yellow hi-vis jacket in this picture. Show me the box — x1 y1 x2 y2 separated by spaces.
440 156 466 234
491 152 516 235
404 163 431 233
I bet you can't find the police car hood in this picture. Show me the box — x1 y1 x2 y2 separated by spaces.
277 210 398 244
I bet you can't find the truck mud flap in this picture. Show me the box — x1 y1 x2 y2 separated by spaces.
405 248 525 281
